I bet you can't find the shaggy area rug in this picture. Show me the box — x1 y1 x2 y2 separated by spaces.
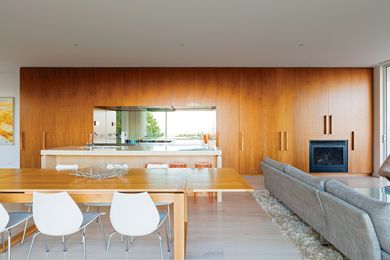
252 189 346 260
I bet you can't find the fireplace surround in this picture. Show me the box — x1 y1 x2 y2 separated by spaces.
309 140 348 173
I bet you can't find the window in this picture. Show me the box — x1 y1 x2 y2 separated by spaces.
146 110 216 141
385 65 390 156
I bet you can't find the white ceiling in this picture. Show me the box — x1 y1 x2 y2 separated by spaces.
0 0 390 71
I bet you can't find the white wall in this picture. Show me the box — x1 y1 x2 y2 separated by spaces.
0 72 20 168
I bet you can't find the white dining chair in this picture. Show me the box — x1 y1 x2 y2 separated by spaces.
105 192 170 260
27 192 105 260
21 163 80 245
83 163 129 244
0 203 32 260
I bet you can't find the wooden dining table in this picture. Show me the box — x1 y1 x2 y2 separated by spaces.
0 167 253 260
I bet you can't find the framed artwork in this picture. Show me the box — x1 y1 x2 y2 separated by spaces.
0 97 14 145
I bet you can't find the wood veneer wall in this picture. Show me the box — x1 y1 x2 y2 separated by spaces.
20 68 373 174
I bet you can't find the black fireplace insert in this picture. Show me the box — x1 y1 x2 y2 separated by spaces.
309 140 348 173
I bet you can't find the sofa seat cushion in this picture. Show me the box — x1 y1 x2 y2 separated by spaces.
326 179 390 253
382 250 390 260
284 165 325 191
262 157 288 172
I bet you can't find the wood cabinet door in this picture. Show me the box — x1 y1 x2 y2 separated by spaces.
193 69 217 107
216 70 240 171
137 68 172 106
239 69 264 174
348 69 373 174
171 69 194 107
304 69 330 136
328 69 352 136
261 69 286 164
278 69 307 168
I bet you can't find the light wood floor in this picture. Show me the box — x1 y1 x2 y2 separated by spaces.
1 174 383 260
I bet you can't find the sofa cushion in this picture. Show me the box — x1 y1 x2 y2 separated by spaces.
262 157 288 172
319 191 381 260
284 165 325 191
326 179 390 253
382 250 390 260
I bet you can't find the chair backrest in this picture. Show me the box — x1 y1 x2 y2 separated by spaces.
33 192 83 236
110 192 160 236
0 203 10 232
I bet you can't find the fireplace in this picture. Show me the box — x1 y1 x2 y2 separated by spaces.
309 140 348 172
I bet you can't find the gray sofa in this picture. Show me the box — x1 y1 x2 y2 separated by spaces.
261 157 390 260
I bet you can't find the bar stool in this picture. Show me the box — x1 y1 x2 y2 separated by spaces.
169 163 187 168
145 163 169 169
194 162 214 202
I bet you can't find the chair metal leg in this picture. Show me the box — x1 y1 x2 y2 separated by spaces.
27 232 40 260
157 232 164 260
105 232 117 260
164 221 171 252
167 205 172 243
97 215 107 248
82 228 87 260
124 236 129 252
7 230 11 260
41 234 49 252
62 235 67 252
86 206 90 212
96 207 100 223
130 236 134 244
1 232 5 253
120 235 124 243
21 206 32 245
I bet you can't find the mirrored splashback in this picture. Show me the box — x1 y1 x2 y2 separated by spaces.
93 106 216 145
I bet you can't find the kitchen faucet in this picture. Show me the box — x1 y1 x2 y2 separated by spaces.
88 131 98 150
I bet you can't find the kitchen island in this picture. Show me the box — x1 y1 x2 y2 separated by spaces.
41 145 222 169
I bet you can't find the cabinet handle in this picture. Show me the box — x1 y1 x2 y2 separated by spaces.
240 132 244 151
329 115 333 135
21 132 25 150
284 131 288 151
323 115 327 134
351 131 355 151
42 131 46 150
279 132 283 151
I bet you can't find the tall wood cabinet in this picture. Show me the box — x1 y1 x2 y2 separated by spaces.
239 69 264 174
238 68 373 174
20 68 373 174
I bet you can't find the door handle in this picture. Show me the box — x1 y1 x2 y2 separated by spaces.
42 131 46 150
351 131 355 151
240 132 244 151
21 131 25 150
284 131 288 151
329 115 333 135
279 132 283 151
323 115 327 135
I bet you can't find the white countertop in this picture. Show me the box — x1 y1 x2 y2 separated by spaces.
41 145 222 156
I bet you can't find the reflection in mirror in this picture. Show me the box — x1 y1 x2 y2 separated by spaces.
93 107 216 145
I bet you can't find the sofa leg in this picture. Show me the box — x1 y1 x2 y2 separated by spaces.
319 235 329 245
